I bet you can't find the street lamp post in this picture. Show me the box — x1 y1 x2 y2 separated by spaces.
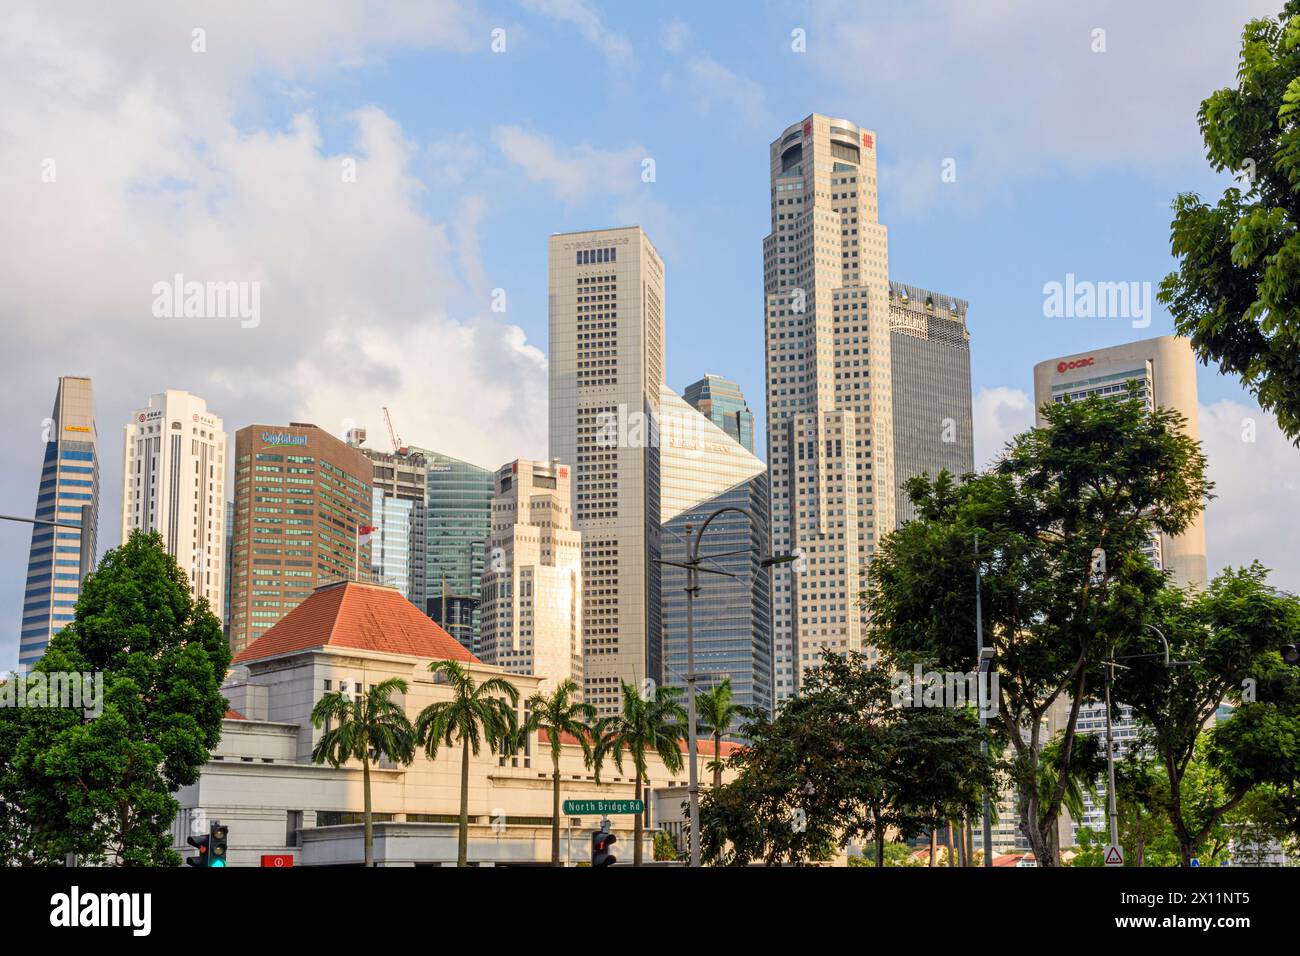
660 506 797 868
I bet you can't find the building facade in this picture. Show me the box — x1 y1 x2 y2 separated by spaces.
174 580 733 866
418 449 493 656
548 226 665 716
228 423 374 656
18 376 98 669
480 459 583 694
120 390 228 610
661 383 773 721
1032 335 1208 589
889 282 975 524
763 114 897 703
358 445 428 609
683 374 756 453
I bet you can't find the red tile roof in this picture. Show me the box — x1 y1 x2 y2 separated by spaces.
233 581 480 666
225 708 246 720
539 728 744 758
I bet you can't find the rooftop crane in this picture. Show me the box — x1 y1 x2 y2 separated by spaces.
382 406 407 456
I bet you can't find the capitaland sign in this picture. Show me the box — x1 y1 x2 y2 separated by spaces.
261 431 308 447
1057 357 1095 373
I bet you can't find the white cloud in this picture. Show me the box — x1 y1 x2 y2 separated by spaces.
0 0 547 668
1199 400 1300 594
972 386 1035 468
492 125 647 204
518 0 632 63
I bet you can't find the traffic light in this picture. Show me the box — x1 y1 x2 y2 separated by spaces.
591 828 617 867
186 832 210 867
209 823 228 868
1282 644 1300 667
186 822 228 867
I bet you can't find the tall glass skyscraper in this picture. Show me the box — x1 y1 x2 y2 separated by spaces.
418 449 493 655
683 374 756 453
359 446 428 609
661 384 773 722
19 376 99 670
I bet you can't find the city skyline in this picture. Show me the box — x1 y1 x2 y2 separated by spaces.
3 0 1297 673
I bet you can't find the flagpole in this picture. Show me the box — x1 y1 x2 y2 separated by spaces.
354 523 359 580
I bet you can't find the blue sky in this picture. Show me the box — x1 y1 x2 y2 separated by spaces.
2 0 1298 668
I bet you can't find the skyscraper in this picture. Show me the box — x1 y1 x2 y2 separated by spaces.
683 374 756 453
121 390 228 610
889 282 975 524
228 423 373 655
1032 334 1207 589
19 376 98 669
419 449 493 656
549 226 665 715
662 383 773 721
357 444 428 609
763 114 896 703
480 458 583 693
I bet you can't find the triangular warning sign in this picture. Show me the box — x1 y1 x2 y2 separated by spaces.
1105 846 1123 865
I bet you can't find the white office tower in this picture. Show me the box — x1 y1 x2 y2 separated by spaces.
549 226 665 716
763 114 896 703
121 390 228 609
480 459 583 695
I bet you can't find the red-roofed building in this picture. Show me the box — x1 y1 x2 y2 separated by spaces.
176 579 728 868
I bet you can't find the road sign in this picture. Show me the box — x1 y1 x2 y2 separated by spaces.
261 854 294 868
1190 858 1200 867
563 799 644 815
1104 844 1124 867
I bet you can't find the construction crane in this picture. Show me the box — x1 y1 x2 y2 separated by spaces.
382 406 407 456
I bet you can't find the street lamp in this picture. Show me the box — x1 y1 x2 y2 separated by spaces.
658 506 797 868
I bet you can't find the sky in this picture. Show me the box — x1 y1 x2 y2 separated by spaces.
2 0 1298 669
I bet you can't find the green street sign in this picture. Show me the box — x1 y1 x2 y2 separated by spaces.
563 799 644 815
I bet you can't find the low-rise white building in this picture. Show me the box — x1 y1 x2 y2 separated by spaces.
176 579 734 866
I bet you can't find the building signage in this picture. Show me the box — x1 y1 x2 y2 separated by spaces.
261 431 308 447
862 132 874 150
562 799 644 815
261 854 294 868
1057 357 1095 373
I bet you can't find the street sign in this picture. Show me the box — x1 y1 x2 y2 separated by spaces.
1190 858 1200 867
563 799 644 815
1104 844 1124 867
261 854 294 868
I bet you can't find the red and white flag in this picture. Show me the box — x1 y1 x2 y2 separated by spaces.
357 524 377 547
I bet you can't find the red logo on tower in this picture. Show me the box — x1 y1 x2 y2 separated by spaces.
1057 357 1095 374
803 120 812 139
862 132 874 150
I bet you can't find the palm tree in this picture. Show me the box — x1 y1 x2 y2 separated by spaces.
523 679 597 866
696 677 745 790
310 677 415 867
592 681 686 866
416 659 519 867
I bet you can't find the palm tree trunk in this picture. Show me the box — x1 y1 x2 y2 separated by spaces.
551 755 562 866
458 734 470 867
363 752 374 867
713 731 723 790
929 828 937 867
947 820 955 868
634 771 643 866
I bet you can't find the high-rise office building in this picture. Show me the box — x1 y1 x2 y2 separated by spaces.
18 376 99 669
223 498 233 638
662 383 773 721
228 423 373 655
549 226 665 715
889 282 975 524
120 390 228 610
763 114 896 703
683 374 756 453
1032 335 1207 589
419 449 493 655
357 444 428 609
480 459 583 693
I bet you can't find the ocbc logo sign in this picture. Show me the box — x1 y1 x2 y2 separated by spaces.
1057 357 1095 373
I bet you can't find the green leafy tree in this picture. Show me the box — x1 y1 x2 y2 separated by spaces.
867 392 1210 865
1159 2 1300 443
0 530 230 866
521 679 596 866
415 659 518 867
696 677 745 790
1112 565 1300 864
310 677 415 867
653 829 679 862
592 681 685 866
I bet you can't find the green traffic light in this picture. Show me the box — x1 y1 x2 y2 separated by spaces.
209 858 226 868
